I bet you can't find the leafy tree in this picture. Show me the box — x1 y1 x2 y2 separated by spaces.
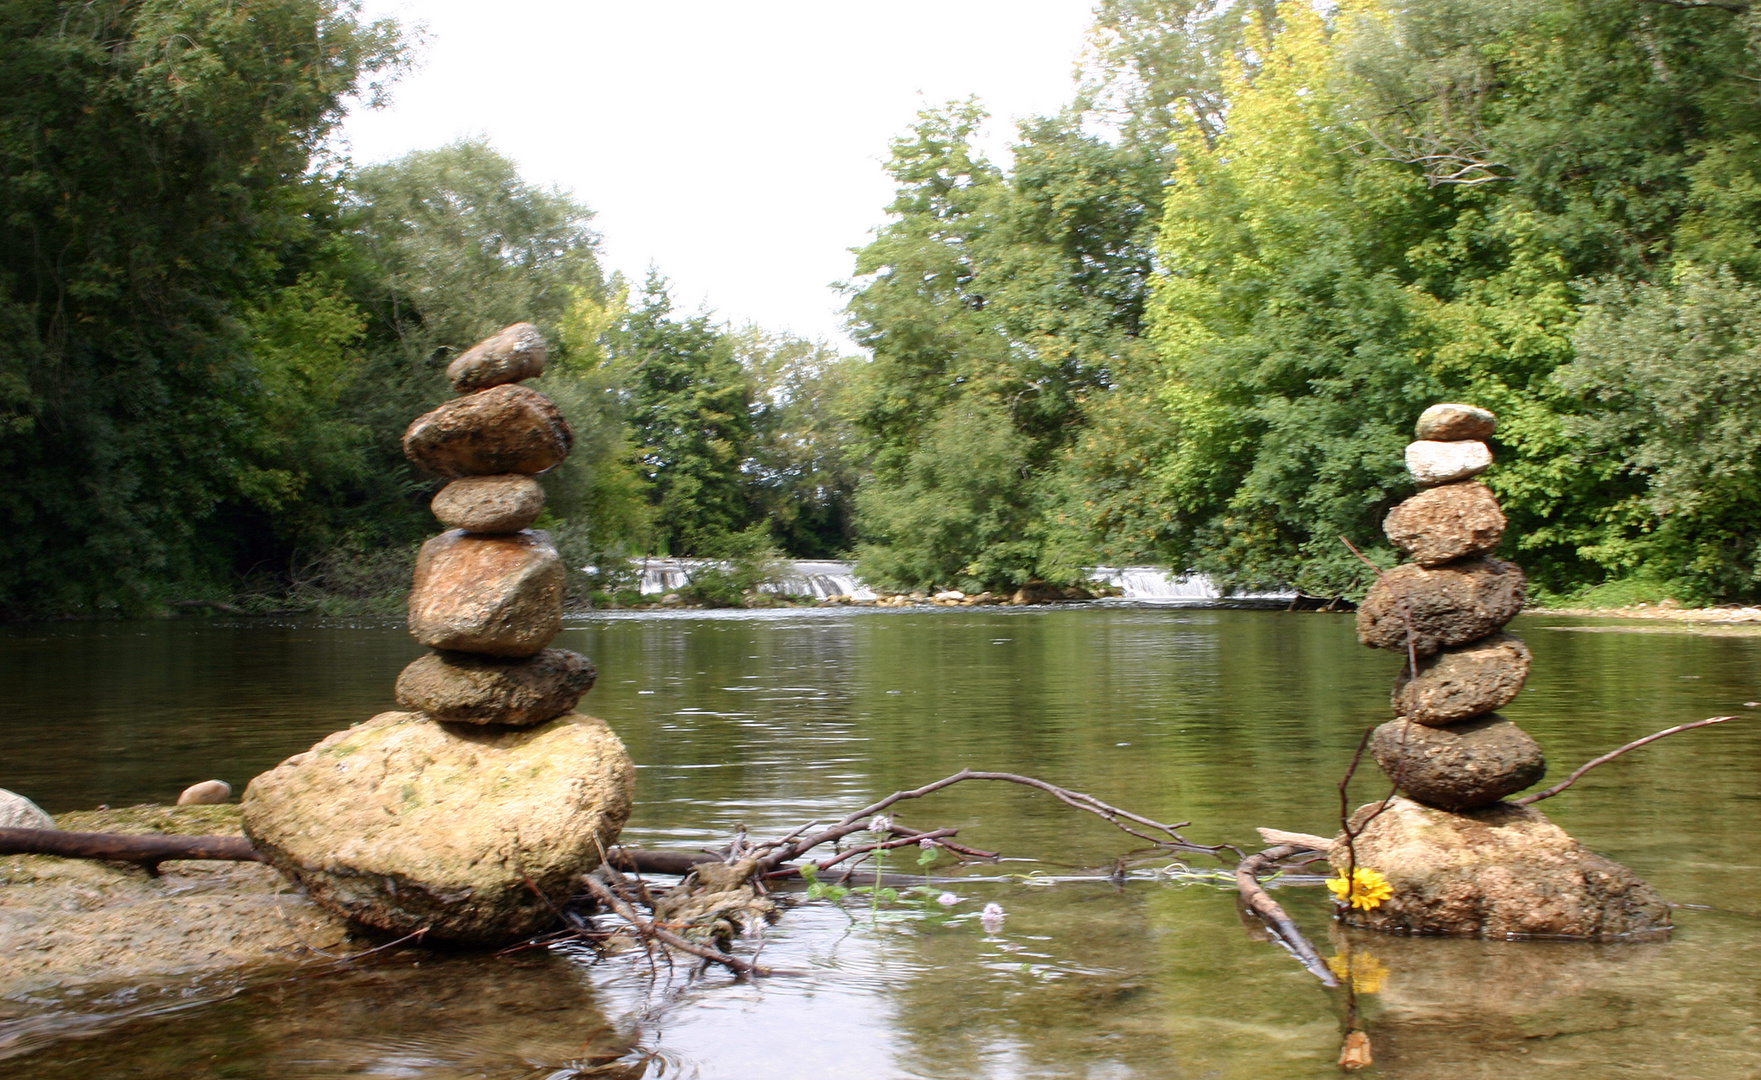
0 0 402 615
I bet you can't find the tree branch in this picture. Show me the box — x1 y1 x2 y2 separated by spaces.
0 828 263 876
1235 844 1339 987
1514 716 1737 804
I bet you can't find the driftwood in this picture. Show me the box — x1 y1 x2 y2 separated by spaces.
0 827 263 876
1234 843 1338 988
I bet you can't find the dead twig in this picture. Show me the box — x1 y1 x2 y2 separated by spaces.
1515 716 1738 805
0 828 263 876
1234 844 1339 988
577 869 785 979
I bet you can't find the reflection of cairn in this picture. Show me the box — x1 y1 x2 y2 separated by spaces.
242 324 635 945
1334 404 1671 939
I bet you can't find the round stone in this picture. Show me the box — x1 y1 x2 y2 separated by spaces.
395 648 597 727
431 475 546 533
1356 556 1527 657
1383 481 1506 567
1370 715 1546 810
403 384 572 478
1393 633 1531 724
176 780 232 805
1406 440 1492 487
242 711 634 944
447 322 548 394
1414 403 1496 442
407 530 564 657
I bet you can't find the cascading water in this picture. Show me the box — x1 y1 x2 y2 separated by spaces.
630 559 1291 603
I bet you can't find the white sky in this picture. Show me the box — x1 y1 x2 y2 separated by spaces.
335 1 1100 352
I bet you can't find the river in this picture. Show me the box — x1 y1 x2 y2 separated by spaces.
2 605 1758 1078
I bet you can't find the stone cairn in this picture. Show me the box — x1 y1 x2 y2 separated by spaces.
243 324 635 945
1333 403 1670 939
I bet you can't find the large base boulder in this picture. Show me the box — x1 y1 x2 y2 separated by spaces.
242 711 634 944
1333 796 1671 939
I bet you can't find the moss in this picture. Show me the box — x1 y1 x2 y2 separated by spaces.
54 803 245 837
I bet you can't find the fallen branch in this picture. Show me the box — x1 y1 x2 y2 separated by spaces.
1515 716 1737 805
1234 843 1339 988
0 828 263 876
577 869 778 978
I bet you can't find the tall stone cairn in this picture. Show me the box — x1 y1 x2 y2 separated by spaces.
1333 404 1671 939
243 324 635 945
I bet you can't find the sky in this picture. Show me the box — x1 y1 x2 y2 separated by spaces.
335 1 1101 352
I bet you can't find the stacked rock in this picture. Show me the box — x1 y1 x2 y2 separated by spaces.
1334 403 1669 939
243 323 635 945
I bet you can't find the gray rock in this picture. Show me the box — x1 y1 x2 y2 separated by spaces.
1370 715 1546 810
1406 439 1492 487
1393 633 1531 724
1414 403 1496 441
1332 796 1670 939
396 648 597 727
242 711 635 944
1356 556 1526 657
446 322 548 394
403 384 572 478
176 780 232 805
407 529 564 657
0 788 54 830
430 474 545 534
1383 481 1506 567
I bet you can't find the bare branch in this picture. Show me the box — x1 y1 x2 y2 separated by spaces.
1235 844 1339 987
0 828 263 876
1515 716 1738 804
577 870 787 979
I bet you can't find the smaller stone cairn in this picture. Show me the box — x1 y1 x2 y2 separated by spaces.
1335 404 1670 939
243 323 635 945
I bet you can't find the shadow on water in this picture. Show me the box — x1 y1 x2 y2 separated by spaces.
1 606 1758 1077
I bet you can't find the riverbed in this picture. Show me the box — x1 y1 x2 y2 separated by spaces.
2 606 1758 1078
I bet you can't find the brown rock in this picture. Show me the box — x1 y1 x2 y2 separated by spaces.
1393 633 1531 724
1383 481 1506 567
407 530 563 657
1331 796 1670 939
447 322 548 393
430 474 546 533
1356 556 1526 657
1414 403 1496 442
403 384 572 478
1370 715 1545 810
242 711 634 944
395 648 596 727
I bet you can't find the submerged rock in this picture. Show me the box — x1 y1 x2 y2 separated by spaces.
0 788 53 830
242 711 634 944
407 529 564 657
1392 633 1531 725
1371 715 1546 809
1356 557 1527 657
429 474 546 534
1406 440 1493 487
1332 796 1671 939
446 322 548 394
395 648 597 726
1414 403 1496 442
1383 482 1506 567
403 384 572 478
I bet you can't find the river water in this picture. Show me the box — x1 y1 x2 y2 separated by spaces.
2 606 1758 1078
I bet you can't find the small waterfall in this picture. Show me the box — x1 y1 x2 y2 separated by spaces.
630 559 1290 603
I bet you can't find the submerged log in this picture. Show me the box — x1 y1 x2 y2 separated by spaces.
0 827 263 876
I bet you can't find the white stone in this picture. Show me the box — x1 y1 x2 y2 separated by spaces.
0 788 54 830
933 590 966 601
176 780 232 805
1406 439 1492 487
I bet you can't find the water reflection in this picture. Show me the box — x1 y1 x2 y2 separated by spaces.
1 607 1758 1078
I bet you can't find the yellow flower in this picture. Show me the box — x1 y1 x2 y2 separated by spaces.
1327 867 1393 911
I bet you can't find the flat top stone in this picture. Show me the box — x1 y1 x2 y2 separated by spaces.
1416 403 1496 441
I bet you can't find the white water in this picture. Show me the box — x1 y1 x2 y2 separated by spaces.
630 559 1292 603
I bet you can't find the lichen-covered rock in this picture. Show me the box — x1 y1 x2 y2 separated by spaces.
1371 715 1546 809
0 788 54 830
1406 439 1492 487
1332 796 1671 939
403 384 572 478
407 529 563 657
1383 481 1506 567
395 648 596 727
446 322 547 393
1414 403 1496 442
1356 556 1527 657
241 711 634 944
430 474 545 534
1392 633 1531 724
